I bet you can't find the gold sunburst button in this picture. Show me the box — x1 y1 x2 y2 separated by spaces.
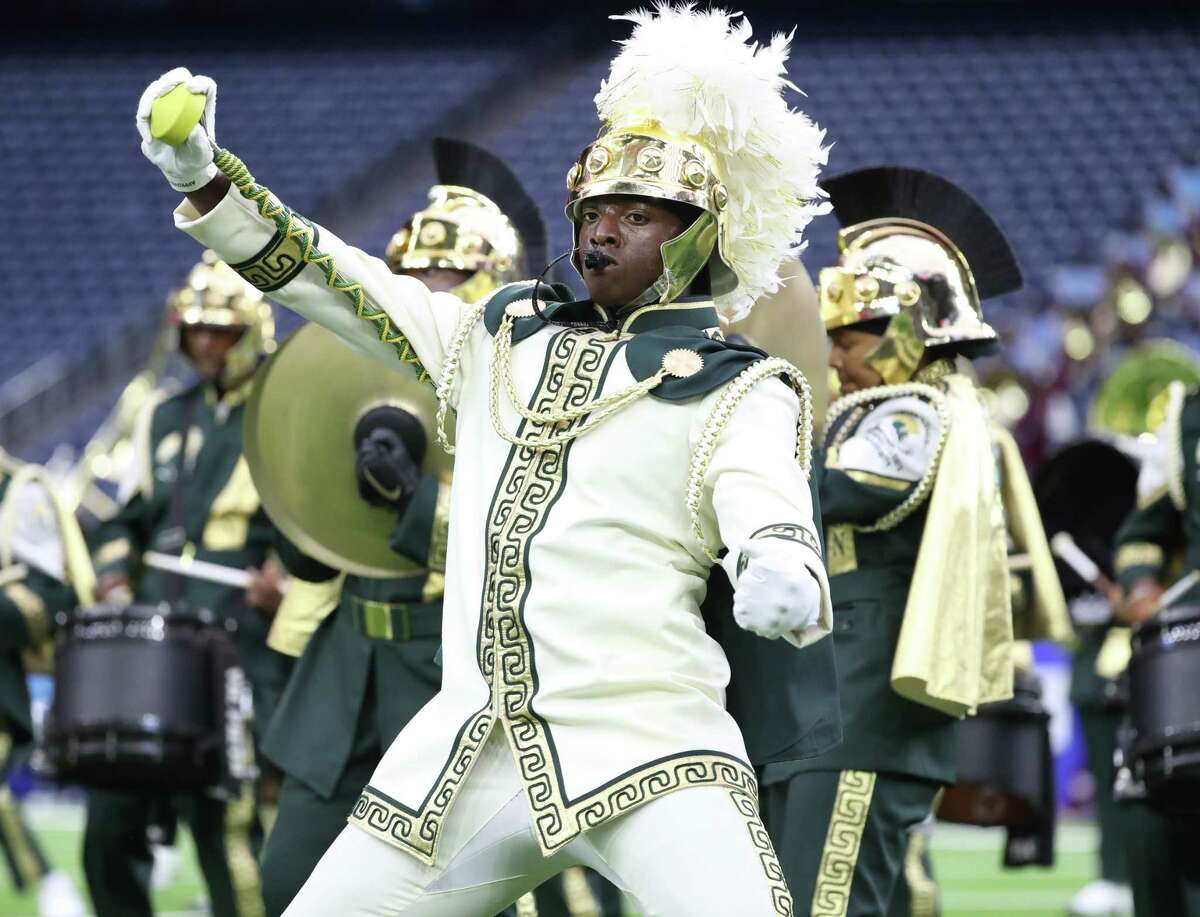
662 349 704 378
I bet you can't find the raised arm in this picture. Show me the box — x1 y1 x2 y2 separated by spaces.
137 69 470 385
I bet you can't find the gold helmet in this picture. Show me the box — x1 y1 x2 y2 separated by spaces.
386 138 546 304
167 250 276 387
562 6 828 322
818 167 1022 384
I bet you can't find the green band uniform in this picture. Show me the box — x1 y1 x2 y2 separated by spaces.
85 377 289 917
1114 383 1200 916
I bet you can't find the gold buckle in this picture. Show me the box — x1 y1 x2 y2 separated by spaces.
360 600 393 640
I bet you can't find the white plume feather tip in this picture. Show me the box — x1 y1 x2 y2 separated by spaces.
597 3 830 320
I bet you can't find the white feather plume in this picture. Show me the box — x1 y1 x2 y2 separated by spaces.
597 3 830 320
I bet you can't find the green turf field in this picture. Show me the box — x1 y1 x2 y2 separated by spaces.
0 799 1097 916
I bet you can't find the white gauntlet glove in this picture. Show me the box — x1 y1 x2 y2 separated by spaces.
731 538 823 640
136 67 218 193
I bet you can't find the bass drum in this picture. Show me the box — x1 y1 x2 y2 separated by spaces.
44 603 254 792
1129 605 1200 813
937 669 1055 866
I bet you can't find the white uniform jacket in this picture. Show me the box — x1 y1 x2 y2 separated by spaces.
174 160 831 864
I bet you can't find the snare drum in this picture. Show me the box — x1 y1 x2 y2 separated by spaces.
44 602 254 792
938 669 1055 865
1128 604 1200 813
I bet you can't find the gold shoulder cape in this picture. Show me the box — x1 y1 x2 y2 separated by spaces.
890 374 1014 716
994 425 1073 645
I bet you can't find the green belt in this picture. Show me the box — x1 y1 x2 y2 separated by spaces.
350 597 442 642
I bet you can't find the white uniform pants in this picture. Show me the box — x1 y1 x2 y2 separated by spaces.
285 733 792 916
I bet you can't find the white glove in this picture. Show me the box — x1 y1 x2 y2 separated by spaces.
136 67 218 193
731 538 823 640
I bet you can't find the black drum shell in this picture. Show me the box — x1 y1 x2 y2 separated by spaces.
939 673 1052 829
44 603 234 791
1129 605 1200 813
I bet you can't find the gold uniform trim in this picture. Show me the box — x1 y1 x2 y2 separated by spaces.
351 328 760 866
903 829 938 917
202 456 260 552
826 524 858 577
812 770 877 917
222 784 265 917
214 150 431 383
228 218 316 293
94 537 132 568
844 469 913 491
350 709 494 865
2 582 49 645
1115 542 1164 575
729 786 795 916
422 476 453 603
0 784 42 889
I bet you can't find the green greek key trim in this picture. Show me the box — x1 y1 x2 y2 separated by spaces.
229 221 315 292
213 149 430 383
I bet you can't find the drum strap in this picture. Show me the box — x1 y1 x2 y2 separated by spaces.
162 390 199 603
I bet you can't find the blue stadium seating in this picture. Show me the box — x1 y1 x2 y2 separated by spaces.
0 37 525 383
4 14 1200 459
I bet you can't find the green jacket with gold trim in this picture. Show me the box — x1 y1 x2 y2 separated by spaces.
778 365 962 785
91 378 291 734
0 474 75 746
1115 386 1200 600
263 473 447 798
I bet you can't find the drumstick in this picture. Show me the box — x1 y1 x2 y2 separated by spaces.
1155 569 1200 612
143 551 251 589
1050 532 1101 584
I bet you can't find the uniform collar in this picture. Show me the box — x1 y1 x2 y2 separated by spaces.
613 296 719 335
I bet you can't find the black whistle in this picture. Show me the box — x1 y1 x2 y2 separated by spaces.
582 250 614 270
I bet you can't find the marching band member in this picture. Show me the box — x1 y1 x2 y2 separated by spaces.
772 167 1019 916
257 140 616 917
0 456 88 916
137 5 832 913
1114 380 1200 916
85 260 286 917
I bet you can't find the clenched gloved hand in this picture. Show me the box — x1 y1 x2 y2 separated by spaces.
731 538 824 640
354 407 425 510
136 67 218 192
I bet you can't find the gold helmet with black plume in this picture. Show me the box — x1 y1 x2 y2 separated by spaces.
386 138 547 304
819 167 1022 383
166 249 275 387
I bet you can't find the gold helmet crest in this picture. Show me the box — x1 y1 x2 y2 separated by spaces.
386 138 546 304
818 167 1022 384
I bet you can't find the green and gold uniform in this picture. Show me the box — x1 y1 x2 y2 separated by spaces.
259 473 448 915
0 468 72 896
1114 383 1200 917
774 165 1021 917
84 376 289 917
775 365 971 916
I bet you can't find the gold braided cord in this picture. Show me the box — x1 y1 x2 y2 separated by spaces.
213 149 431 383
487 317 665 450
824 382 949 534
434 297 491 453
687 358 815 562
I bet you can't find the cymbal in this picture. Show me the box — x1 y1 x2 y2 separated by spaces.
244 323 451 579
